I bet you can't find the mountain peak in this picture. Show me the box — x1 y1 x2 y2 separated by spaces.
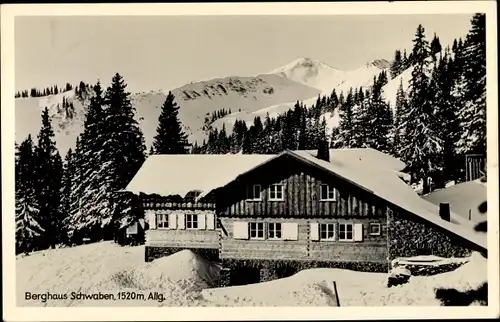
269 57 337 75
367 59 391 70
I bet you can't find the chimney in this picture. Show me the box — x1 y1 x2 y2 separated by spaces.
439 203 451 222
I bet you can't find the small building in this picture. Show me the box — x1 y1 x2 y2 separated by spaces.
124 149 486 286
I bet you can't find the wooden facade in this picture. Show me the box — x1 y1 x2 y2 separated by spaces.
215 154 390 264
217 155 387 218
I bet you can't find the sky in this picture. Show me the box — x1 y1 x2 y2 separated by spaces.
15 14 474 93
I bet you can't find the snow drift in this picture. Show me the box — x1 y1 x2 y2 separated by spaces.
16 242 220 307
17 242 487 307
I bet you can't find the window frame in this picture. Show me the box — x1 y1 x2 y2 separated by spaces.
319 184 337 201
156 213 169 229
185 214 199 230
247 184 262 201
369 223 381 236
319 223 336 241
268 184 284 201
267 222 283 240
249 222 265 240
338 223 354 241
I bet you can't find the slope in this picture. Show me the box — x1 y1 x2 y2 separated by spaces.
15 74 321 156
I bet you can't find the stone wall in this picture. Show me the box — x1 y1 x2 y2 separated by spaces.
220 258 389 287
387 210 480 260
145 246 220 262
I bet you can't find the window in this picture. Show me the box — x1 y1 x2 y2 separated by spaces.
269 184 284 201
320 223 335 241
186 214 198 229
249 222 265 239
339 223 354 241
157 214 169 229
247 184 262 201
268 223 282 239
369 223 381 235
320 184 337 201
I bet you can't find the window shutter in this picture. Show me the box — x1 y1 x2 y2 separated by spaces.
354 223 364 242
233 221 249 239
283 223 298 241
146 211 156 229
198 214 206 230
310 222 319 241
206 213 215 230
168 213 177 229
177 214 186 229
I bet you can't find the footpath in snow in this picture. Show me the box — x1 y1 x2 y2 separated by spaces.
16 242 487 307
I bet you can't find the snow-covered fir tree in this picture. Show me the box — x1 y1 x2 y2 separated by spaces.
316 116 330 162
457 13 486 155
392 79 409 157
430 33 443 58
102 74 146 238
151 91 190 154
68 81 110 239
399 24 443 190
333 88 355 148
431 52 461 185
34 108 64 249
365 76 393 153
390 49 404 79
15 135 44 254
351 91 370 148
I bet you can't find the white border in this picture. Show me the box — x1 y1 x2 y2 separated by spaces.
1 1 498 321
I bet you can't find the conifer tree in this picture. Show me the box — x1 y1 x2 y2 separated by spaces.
101 73 146 238
34 108 64 249
15 135 44 253
399 24 442 190
457 13 486 155
430 33 443 57
334 88 355 148
151 91 189 154
392 79 409 157
390 50 403 79
351 96 370 148
432 52 461 184
366 76 393 153
316 116 330 162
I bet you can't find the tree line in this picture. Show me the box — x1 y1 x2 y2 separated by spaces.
15 83 74 98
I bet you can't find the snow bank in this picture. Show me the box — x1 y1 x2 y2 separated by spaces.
203 253 487 307
17 242 487 307
16 242 219 307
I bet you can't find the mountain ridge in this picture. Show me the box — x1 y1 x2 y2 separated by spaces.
15 57 395 156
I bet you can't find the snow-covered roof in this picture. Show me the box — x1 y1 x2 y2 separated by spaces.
305 148 407 173
293 150 486 250
423 179 487 223
125 154 274 198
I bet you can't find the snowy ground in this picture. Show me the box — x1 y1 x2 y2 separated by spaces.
16 242 487 307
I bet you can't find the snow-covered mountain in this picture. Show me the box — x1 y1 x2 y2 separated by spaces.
268 57 390 95
211 57 391 134
15 57 394 155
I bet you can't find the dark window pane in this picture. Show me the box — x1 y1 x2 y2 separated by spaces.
321 186 327 199
347 231 353 240
276 231 281 238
